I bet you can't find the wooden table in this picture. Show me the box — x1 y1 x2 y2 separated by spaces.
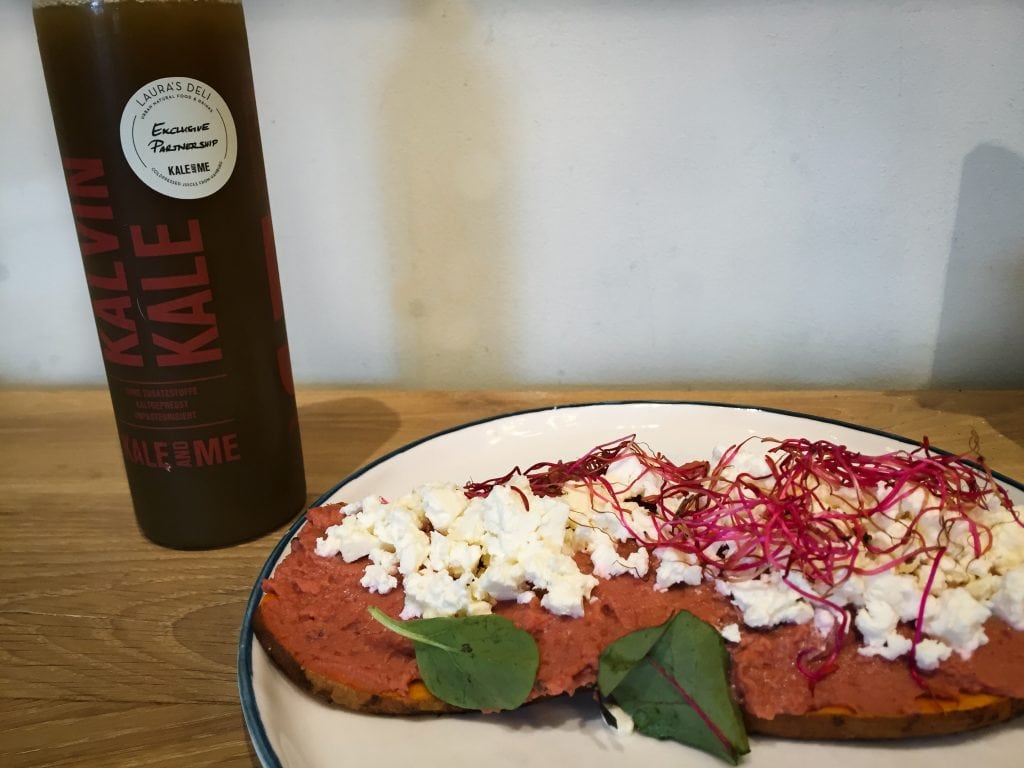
2 388 1022 767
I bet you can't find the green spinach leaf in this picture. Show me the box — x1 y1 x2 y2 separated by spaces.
599 611 750 764
369 607 539 711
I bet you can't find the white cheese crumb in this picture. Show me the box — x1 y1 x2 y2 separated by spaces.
990 510 1024 572
360 562 398 594
419 482 469 533
992 566 1024 630
401 570 474 619
718 572 814 628
856 600 913 661
475 560 526 602
605 455 664 499
590 541 649 580
813 607 841 637
913 638 953 671
428 531 481 577
340 500 363 516
861 572 923 623
318 474 604 619
922 588 991 658
653 547 703 591
712 443 772 479
333 518 380 563
603 702 635 735
540 570 599 617
720 623 741 643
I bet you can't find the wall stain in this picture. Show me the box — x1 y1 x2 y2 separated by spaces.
378 0 515 387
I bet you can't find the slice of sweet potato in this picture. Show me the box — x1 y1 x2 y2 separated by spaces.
252 502 1024 739
746 694 1024 740
254 595 1024 737
252 595 456 715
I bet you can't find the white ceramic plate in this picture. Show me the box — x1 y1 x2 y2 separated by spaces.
238 401 1024 768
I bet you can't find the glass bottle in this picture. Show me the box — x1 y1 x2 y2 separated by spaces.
33 0 306 548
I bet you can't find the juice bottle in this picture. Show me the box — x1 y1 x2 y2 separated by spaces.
34 0 306 548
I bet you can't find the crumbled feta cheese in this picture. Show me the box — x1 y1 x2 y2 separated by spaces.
428 532 481 577
334 519 380 563
622 503 660 542
360 562 398 594
989 511 1024 572
447 500 486 545
856 600 913 660
922 588 991 658
340 500 363 516
475 560 526 602
712 442 771 479
541 569 599 617
913 638 952 671
856 599 899 644
991 566 1024 630
313 526 344 558
605 455 664 499
419 482 469 533
317 472 607 619
965 573 1001 602
720 623 741 643
401 570 474 619
827 573 866 609
355 548 400 597
590 541 649 579
862 572 923 623
653 547 703 591
899 486 931 518
718 572 814 628
395 530 430 577
521 545 599 614
813 607 841 636
535 495 573 548
603 702 635 735
478 484 543 561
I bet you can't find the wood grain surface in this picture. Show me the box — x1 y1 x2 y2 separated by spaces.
1 388 1022 767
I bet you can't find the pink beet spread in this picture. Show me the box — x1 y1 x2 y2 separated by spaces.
258 505 1024 719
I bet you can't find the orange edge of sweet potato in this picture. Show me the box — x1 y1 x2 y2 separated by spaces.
254 595 1024 736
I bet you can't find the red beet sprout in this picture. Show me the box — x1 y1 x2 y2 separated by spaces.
909 545 948 688
464 435 710 503
463 434 1018 686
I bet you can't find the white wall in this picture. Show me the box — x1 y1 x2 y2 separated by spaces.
3 0 1023 388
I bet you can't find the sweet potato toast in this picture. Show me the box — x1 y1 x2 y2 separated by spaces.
253 503 1024 740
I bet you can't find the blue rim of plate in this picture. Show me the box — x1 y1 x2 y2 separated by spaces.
236 399 1024 768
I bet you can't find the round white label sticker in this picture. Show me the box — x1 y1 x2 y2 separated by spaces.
120 76 238 199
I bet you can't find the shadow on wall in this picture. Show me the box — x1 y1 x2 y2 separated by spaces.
378 0 514 387
918 144 1024 451
929 143 1024 388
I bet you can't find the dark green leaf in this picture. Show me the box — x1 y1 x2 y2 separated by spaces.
597 620 669 693
369 607 539 711
599 611 750 764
